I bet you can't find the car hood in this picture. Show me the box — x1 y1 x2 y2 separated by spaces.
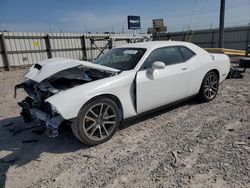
25 58 120 83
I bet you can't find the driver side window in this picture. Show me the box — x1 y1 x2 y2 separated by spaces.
142 46 183 69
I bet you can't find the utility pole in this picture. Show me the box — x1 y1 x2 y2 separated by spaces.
49 24 52 33
122 25 124 34
219 0 225 48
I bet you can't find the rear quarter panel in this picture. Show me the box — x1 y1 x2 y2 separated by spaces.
186 45 230 97
210 53 230 82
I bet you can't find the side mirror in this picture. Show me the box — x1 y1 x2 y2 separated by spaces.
148 61 165 74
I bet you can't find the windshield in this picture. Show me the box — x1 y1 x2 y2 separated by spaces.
94 48 146 70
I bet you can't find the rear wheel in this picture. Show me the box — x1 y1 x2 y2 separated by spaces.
71 97 121 146
198 71 219 102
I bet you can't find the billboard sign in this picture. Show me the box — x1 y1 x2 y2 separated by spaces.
128 16 141 30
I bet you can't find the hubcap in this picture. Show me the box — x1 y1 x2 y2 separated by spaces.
83 103 117 141
204 74 218 99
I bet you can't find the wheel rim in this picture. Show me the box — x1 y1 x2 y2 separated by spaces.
204 74 218 99
83 103 117 141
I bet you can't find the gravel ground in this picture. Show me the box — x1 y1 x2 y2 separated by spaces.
0 68 249 188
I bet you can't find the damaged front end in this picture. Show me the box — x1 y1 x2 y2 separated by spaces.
15 59 119 137
15 80 65 137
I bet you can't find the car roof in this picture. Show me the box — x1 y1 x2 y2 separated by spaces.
116 41 195 51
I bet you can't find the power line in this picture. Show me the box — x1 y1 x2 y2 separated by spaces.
186 0 198 29
166 13 250 27
169 20 249 32
188 0 209 41
148 0 249 20
79 0 250 33
150 1 250 23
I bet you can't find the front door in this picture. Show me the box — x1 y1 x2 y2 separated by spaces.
136 46 190 113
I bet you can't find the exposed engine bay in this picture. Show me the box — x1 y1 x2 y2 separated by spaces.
16 65 116 97
15 64 118 137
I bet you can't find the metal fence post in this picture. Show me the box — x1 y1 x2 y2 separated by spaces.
81 35 87 60
45 34 53 58
108 38 113 49
1 33 11 71
211 30 215 48
90 38 94 62
246 26 250 50
182 32 185 41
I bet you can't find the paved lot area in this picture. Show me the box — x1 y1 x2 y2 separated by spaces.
0 69 249 188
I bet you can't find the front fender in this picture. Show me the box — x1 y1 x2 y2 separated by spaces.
46 71 137 120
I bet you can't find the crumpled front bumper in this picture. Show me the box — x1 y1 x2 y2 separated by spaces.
18 97 64 137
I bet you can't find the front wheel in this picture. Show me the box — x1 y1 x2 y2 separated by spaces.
71 97 121 146
198 71 219 102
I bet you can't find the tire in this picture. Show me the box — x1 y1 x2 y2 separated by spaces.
198 71 219 102
71 97 121 146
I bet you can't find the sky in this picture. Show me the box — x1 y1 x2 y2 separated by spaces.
0 0 250 33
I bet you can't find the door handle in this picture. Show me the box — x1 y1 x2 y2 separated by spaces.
182 67 187 70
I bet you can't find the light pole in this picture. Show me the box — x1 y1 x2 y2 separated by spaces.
219 0 225 48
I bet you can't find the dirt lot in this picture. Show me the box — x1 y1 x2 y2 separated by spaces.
0 68 249 188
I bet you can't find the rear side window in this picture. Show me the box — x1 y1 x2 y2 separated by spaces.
142 46 183 69
179 46 195 61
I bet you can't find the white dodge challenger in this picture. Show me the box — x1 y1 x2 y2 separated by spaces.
15 41 230 145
